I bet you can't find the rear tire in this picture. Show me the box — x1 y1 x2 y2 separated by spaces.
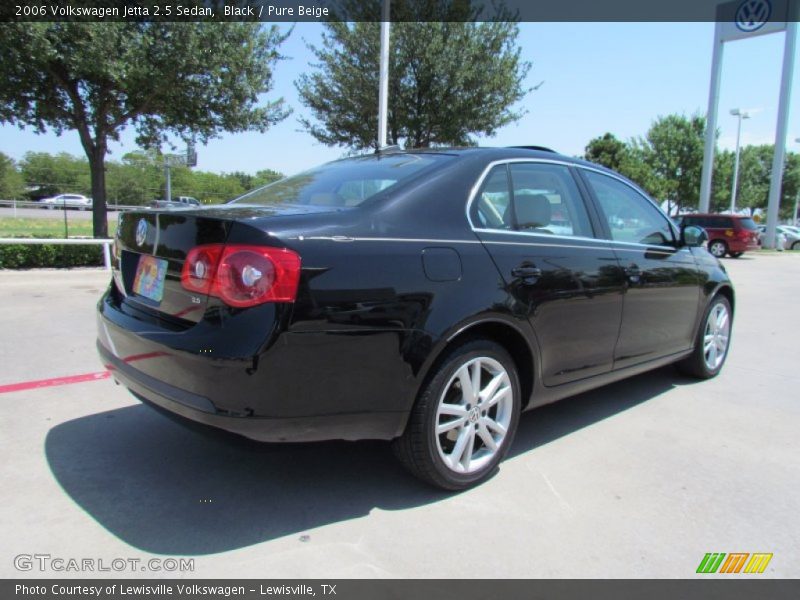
676 295 732 379
708 240 727 258
393 339 521 490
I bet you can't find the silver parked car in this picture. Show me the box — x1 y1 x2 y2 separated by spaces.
40 193 92 211
757 225 800 250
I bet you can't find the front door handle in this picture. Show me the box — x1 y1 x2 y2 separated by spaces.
511 264 542 281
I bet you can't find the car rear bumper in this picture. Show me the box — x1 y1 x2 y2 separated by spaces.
98 340 406 442
728 239 760 253
96 288 412 442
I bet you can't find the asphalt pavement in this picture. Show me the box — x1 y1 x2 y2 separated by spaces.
0 254 798 578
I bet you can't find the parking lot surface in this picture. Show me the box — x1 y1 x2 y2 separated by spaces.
1 255 798 578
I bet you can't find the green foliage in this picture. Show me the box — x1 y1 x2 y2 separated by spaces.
297 1 532 150
584 134 629 172
639 114 706 215
586 115 706 214
19 152 92 199
0 236 103 269
0 21 290 237
7 151 283 205
586 116 800 217
0 152 25 199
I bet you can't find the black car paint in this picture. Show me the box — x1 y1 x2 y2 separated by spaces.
97 148 733 442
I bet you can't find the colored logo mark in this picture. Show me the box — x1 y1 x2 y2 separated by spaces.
696 552 773 574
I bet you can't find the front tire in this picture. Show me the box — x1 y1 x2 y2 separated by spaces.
708 240 727 258
677 295 732 379
393 339 521 490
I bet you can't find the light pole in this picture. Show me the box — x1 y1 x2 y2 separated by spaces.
377 0 390 148
729 108 750 214
793 137 800 226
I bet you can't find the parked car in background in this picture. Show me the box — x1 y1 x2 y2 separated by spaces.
757 225 800 250
40 194 92 210
148 196 201 209
98 147 734 490
676 213 760 258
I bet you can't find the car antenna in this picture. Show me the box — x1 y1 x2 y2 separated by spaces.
375 144 402 154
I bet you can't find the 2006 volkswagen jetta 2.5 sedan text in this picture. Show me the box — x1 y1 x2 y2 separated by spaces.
97 147 733 490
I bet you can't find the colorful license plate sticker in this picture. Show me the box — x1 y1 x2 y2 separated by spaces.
133 255 168 303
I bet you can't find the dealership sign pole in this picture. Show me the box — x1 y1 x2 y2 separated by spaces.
699 0 797 248
378 0 391 148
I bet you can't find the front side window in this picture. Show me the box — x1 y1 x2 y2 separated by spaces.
584 170 675 246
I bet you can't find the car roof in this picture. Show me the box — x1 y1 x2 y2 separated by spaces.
369 146 621 176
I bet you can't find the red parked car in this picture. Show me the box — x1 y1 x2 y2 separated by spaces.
678 214 760 258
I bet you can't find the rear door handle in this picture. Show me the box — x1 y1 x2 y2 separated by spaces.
511 264 542 280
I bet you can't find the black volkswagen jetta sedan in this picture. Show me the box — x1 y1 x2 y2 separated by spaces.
97 147 733 490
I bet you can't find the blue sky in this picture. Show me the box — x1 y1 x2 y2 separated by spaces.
0 22 797 177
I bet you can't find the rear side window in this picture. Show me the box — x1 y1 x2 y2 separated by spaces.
584 170 675 246
471 162 593 238
472 165 512 230
508 163 594 238
708 217 732 228
738 218 757 231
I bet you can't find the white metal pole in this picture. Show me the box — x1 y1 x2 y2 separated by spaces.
102 241 111 270
730 114 743 214
378 0 390 149
794 137 800 225
165 161 172 202
764 22 797 249
699 25 724 213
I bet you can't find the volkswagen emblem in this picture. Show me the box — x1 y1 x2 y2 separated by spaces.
135 219 148 246
735 0 772 33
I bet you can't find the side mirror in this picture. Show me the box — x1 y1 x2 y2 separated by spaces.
681 225 708 248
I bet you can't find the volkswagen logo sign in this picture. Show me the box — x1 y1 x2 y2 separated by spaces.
735 0 772 33
135 219 148 247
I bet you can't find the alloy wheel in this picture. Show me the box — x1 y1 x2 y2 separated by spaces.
709 241 726 258
435 356 513 474
703 302 730 371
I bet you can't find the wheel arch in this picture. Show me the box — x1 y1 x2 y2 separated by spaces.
414 318 537 413
713 283 735 314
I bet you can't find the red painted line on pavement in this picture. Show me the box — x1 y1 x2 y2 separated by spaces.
0 351 169 394
0 371 110 394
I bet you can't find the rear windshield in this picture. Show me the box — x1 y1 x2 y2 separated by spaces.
738 218 757 230
231 153 453 208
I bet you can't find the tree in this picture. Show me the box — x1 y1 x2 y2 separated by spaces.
296 1 532 150
19 152 91 199
0 22 289 237
639 114 706 215
0 152 24 200
584 133 662 201
584 133 629 172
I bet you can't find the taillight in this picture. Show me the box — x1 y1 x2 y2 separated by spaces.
182 244 224 294
181 244 301 307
